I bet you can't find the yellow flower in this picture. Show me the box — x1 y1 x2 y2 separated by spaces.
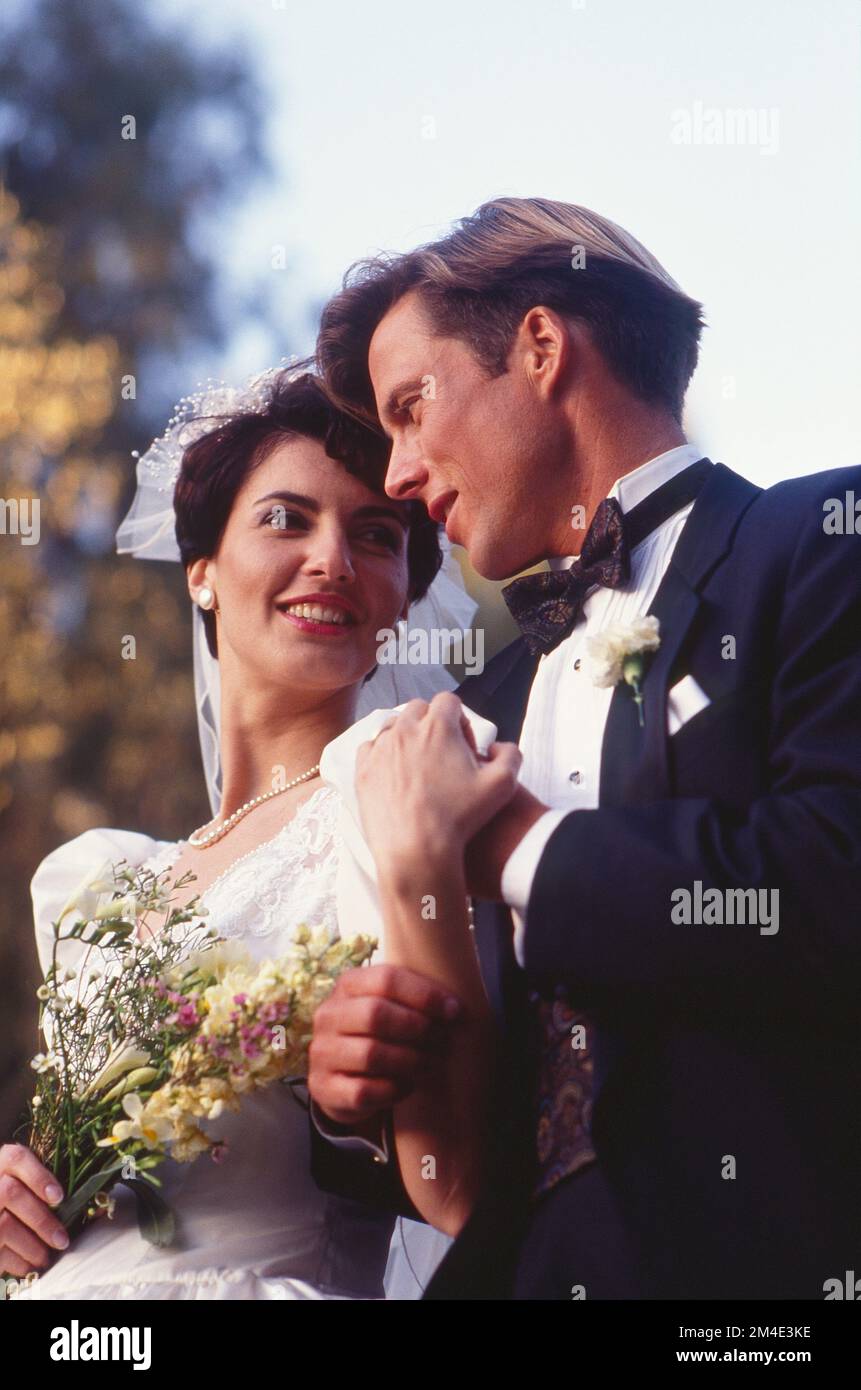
95 1093 174 1150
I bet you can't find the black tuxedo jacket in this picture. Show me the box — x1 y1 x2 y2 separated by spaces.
313 462 861 1299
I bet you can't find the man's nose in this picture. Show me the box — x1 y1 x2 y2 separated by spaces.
384 439 428 501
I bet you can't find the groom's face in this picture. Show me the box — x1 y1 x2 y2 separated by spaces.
369 290 557 579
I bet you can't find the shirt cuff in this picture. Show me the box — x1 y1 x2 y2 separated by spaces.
310 1100 390 1163
500 808 571 967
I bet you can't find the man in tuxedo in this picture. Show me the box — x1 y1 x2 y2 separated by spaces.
307 196 861 1299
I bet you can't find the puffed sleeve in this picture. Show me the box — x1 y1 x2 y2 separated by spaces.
30 827 169 982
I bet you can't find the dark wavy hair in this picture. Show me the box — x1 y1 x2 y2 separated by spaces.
173 368 442 656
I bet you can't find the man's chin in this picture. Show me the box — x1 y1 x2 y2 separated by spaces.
466 537 536 583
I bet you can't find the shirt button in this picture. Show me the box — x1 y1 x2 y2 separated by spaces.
573 658 582 671
568 770 583 784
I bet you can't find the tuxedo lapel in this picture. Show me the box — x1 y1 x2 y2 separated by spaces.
599 569 701 806
490 643 541 744
458 635 539 742
599 463 761 808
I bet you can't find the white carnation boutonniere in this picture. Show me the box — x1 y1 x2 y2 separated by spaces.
587 616 661 728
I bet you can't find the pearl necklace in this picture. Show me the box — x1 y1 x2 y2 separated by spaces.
188 763 321 848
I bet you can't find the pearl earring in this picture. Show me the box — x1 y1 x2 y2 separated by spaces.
197 585 216 611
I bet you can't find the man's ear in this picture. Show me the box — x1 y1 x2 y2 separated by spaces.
519 304 570 398
187 556 215 604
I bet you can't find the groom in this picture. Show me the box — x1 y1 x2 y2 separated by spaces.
307 196 861 1299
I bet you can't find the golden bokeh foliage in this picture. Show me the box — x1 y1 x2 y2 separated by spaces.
0 186 118 456
0 188 208 1135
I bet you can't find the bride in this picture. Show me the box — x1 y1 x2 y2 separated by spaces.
2 365 507 1300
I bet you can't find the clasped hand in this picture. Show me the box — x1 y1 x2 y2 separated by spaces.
308 693 549 1130
354 691 522 878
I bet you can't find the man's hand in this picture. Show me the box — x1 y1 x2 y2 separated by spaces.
464 782 549 901
355 693 522 872
308 964 463 1128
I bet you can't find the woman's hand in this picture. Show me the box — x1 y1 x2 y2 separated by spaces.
352 694 506 1233
0 1143 69 1276
355 692 522 876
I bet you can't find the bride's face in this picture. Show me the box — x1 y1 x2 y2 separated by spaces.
192 436 412 697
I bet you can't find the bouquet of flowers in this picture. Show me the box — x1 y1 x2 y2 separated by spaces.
26 858 375 1246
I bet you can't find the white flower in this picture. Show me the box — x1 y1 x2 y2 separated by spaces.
57 858 114 924
587 616 661 688
82 1043 152 1098
30 1051 61 1074
94 893 142 921
139 883 172 916
166 938 249 987
101 1065 159 1103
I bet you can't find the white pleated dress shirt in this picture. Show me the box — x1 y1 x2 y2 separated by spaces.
500 443 706 965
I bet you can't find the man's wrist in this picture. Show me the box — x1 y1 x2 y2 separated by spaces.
314 1107 385 1141
310 1100 390 1161
466 788 550 900
501 807 571 916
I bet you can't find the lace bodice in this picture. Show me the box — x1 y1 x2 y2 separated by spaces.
145 784 341 947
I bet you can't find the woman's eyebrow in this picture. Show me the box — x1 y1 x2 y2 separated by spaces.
254 490 319 511
254 491 408 530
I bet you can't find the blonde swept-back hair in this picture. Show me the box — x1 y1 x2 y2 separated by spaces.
317 196 704 425
416 196 684 292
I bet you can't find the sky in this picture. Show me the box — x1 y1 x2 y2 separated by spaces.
161 0 860 489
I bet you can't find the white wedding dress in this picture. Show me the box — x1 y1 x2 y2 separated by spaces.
18 785 451 1301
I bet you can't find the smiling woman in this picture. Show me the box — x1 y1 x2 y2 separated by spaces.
7 366 473 1301
183 433 419 744
173 370 442 660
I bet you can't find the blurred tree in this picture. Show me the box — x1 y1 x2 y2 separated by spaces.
0 0 269 420
0 0 271 1136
